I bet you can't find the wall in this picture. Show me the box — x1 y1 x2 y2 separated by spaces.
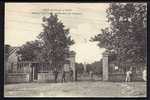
6 73 30 83
109 73 144 82
37 72 54 82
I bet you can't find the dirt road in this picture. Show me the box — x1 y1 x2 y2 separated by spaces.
4 81 146 97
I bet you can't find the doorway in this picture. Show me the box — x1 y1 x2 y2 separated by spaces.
31 63 38 82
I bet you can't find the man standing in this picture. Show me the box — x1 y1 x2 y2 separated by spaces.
69 68 73 82
142 69 147 81
61 70 66 83
125 68 132 82
61 61 69 82
53 68 58 83
89 70 94 81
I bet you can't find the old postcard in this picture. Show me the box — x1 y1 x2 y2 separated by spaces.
4 3 147 97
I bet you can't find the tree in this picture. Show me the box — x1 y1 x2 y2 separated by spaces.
38 13 74 70
5 44 11 54
16 40 43 61
91 60 103 74
4 44 11 65
4 44 11 84
17 13 74 69
86 60 102 74
75 63 84 74
91 3 147 69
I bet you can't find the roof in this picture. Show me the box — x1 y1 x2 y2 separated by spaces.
8 47 19 56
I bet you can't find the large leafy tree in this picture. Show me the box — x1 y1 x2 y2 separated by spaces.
38 13 74 70
17 40 43 61
17 13 74 67
92 3 147 69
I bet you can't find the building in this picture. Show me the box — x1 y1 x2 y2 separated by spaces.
5 46 76 83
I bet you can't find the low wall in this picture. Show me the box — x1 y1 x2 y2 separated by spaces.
6 73 30 83
37 72 72 82
38 72 54 82
109 73 144 82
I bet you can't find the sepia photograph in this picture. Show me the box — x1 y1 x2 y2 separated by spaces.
4 3 147 97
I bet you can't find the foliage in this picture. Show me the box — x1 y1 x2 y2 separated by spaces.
86 60 102 74
91 3 147 68
75 63 84 74
5 44 11 54
16 40 43 61
17 13 74 71
38 13 74 69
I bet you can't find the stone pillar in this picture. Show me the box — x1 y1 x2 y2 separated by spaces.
69 51 76 81
102 52 109 81
83 62 87 72
29 62 32 82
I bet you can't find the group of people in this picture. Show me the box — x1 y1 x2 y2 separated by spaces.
53 64 147 83
53 63 74 83
61 68 73 82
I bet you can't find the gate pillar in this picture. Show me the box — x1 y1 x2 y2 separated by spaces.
102 51 109 81
69 51 76 81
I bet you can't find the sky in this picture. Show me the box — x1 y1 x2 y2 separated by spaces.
5 3 109 64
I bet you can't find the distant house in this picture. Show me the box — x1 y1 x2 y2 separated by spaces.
6 47 20 73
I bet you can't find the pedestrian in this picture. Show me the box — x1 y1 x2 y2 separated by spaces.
62 61 70 82
53 68 58 83
125 68 132 82
142 69 147 81
70 68 73 81
89 70 94 81
61 70 66 83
